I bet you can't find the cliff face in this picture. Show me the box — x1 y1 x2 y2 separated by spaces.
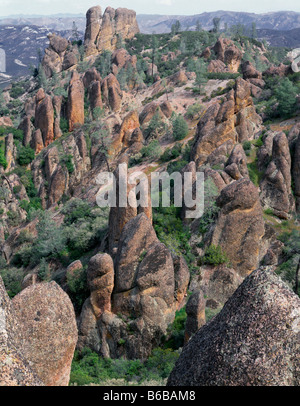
84 6 140 56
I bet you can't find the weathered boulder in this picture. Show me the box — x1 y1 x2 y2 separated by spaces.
4 133 17 172
224 144 249 180
87 253 114 318
35 88 54 147
212 37 242 72
84 6 139 56
168 268 300 386
11 282 77 386
67 71 85 132
108 161 152 254
0 277 43 386
242 61 262 80
264 63 292 77
101 73 122 112
293 132 300 212
184 291 206 343
41 33 70 78
31 129 44 154
260 132 295 219
210 178 265 277
191 78 262 167
18 115 33 146
0 277 77 386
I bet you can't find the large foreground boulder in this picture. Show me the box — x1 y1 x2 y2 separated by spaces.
0 277 78 386
168 268 300 386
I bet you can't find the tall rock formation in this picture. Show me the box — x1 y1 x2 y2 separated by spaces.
84 6 139 56
210 178 265 277
191 78 262 168
260 132 295 219
67 71 85 132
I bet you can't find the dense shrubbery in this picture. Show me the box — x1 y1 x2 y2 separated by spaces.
70 347 179 386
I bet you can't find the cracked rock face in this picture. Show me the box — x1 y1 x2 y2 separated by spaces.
168 268 300 386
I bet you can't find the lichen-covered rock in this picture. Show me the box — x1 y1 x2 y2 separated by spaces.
224 144 249 180
210 178 265 277
11 281 77 386
0 277 43 386
168 268 300 386
0 277 77 386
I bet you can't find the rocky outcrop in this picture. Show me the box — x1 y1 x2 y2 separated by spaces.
260 132 295 219
190 265 243 310
212 37 242 73
67 71 85 132
184 291 206 343
42 33 77 78
88 254 114 318
101 73 122 112
4 133 17 172
35 88 54 147
84 6 139 56
108 161 152 254
0 277 43 386
191 78 262 167
224 144 249 180
264 63 292 77
79 211 189 360
293 132 300 212
210 178 265 277
18 115 33 146
83 68 103 115
168 268 300 386
0 277 77 386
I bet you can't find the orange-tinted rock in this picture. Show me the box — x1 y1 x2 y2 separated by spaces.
160 100 173 118
191 78 262 167
101 73 122 112
31 129 44 154
35 88 54 147
84 6 139 55
67 71 85 131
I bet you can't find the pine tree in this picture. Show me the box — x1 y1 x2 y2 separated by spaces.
275 78 297 117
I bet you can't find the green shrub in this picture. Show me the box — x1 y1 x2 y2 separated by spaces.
172 115 189 141
17 145 35 165
66 266 89 313
202 245 229 266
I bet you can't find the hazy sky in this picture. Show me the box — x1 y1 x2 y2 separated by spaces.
0 0 300 17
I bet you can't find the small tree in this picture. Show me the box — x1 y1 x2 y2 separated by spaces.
37 64 48 90
172 115 189 141
72 21 80 42
275 78 297 118
213 17 221 33
196 20 202 32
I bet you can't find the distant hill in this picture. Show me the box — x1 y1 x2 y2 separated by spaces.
137 10 300 34
257 28 300 48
